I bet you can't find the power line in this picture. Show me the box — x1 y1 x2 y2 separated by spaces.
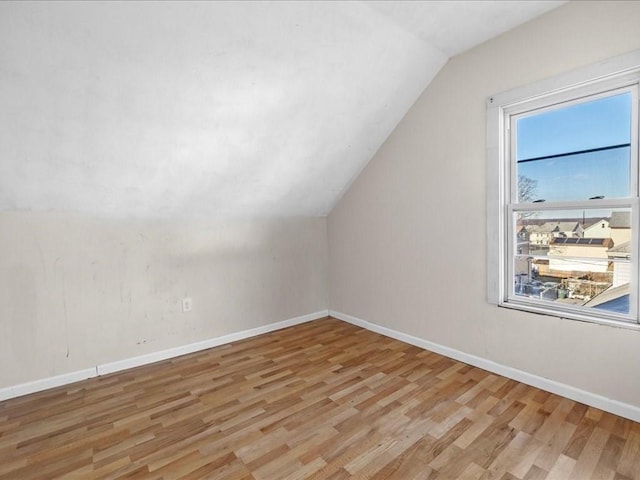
517 143 630 164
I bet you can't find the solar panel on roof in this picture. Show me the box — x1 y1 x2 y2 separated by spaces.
551 237 608 246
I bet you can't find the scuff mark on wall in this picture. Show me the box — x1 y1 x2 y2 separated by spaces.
119 247 128 304
6 264 38 367
62 276 70 359
54 257 70 359
34 236 47 281
0 212 328 389
91 260 97 282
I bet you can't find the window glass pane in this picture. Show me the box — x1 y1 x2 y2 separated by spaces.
516 92 632 203
513 208 632 315
517 92 632 160
517 147 630 202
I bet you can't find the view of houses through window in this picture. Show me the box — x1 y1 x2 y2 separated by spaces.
514 209 631 314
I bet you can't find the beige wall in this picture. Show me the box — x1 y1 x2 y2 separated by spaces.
329 2 640 408
611 228 632 247
0 212 328 388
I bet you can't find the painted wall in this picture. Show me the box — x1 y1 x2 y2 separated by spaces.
0 213 328 388
328 1 640 408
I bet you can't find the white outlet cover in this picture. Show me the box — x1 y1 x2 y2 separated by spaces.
182 297 192 312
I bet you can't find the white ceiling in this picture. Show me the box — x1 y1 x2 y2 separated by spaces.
0 1 564 219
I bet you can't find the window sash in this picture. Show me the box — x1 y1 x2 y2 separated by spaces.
505 200 639 324
507 84 639 205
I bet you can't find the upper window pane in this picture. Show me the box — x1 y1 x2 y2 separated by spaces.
515 92 632 203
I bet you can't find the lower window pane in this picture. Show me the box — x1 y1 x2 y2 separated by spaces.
513 208 632 315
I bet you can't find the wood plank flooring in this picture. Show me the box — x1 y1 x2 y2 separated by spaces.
1 317 639 479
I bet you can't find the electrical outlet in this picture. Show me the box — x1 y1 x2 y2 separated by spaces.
182 297 192 312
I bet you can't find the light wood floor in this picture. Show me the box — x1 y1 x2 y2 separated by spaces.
1 318 639 479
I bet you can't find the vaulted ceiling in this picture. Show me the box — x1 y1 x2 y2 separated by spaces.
0 1 564 219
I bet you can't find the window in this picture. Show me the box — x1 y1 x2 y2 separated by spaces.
487 51 640 326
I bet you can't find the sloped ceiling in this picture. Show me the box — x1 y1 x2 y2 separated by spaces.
0 1 564 219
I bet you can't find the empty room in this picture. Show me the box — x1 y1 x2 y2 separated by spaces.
2 1 640 478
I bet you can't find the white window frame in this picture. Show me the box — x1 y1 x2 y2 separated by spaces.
487 50 640 328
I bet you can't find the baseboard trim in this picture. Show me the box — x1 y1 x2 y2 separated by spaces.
0 310 329 402
330 310 640 423
0 368 99 402
97 310 329 376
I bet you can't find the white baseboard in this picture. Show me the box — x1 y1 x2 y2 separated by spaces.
0 368 98 402
97 310 328 375
0 310 329 402
330 310 640 423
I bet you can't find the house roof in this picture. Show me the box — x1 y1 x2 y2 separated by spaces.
592 294 630 314
528 221 580 234
610 212 631 228
554 222 581 232
584 283 630 313
0 1 565 219
608 241 631 256
528 223 557 234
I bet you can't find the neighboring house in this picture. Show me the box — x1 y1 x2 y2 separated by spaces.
608 241 631 287
548 237 613 274
528 221 582 246
609 211 631 246
553 221 583 239
515 225 530 255
528 222 557 246
516 224 528 241
583 218 610 238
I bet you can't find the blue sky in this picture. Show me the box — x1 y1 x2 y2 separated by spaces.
516 92 631 203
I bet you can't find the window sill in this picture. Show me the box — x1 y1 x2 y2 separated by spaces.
497 300 640 331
